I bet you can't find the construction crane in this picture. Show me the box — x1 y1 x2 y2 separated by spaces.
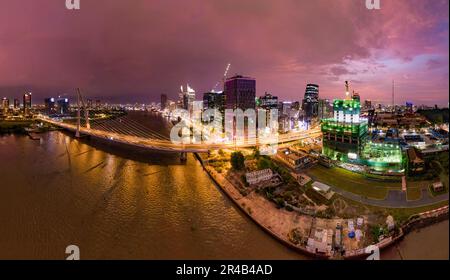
211 63 231 92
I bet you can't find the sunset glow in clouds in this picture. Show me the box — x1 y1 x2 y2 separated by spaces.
0 0 448 106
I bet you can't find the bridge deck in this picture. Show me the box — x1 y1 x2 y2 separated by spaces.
38 117 321 153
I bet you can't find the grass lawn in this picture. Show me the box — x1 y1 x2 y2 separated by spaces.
305 165 401 200
339 196 449 224
406 179 429 201
406 187 422 201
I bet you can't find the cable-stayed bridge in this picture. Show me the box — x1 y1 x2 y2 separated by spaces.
37 89 322 154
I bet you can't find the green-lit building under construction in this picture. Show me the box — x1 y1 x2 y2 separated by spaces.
321 83 403 174
321 98 368 162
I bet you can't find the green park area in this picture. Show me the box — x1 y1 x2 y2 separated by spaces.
0 120 33 133
406 186 423 201
305 165 401 200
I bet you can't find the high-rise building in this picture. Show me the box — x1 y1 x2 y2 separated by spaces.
2 97 9 114
87 99 93 109
95 100 101 109
259 92 278 110
406 102 413 114
321 82 368 161
13 98 20 109
180 84 196 112
302 84 319 119
367 109 375 126
318 99 332 120
364 100 372 110
23 92 32 115
56 97 70 114
203 91 225 112
45 97 69 115
160 94 168 110
44 98 56 115
225 75 256 110
168 101 177 111
281 101 292 116
351 91 360 103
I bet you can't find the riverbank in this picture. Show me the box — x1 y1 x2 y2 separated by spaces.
0 120 33 134
195 153 449 259
194 153 324 258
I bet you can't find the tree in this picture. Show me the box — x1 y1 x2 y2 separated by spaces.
257 157 271 170
230 151 245 170
253 148 260 159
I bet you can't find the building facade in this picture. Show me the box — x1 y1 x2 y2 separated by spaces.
13 98 20 110
225 75 256 110
245 168 273 185
160 94 168 110
203 91 225 112
44 98 56 115
56 97 70 114
302 84 319 119
321 98 368 161
318 99 332 120
2 97 9 114
179 84 196 112
23 92 32 115
258 92 278 110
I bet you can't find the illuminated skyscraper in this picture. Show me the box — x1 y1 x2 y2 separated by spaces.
321 82 368 161
2 97 9 114
56 97 70 114
160 94 168 110
23 92 32 115
225 75 256 110
318 99 332 120
44 98 56 115
281 101 292 116
406 101 414 113
180 84 196 112
259 92 278 110
302 84 319 119
352 91 360 103
203 91 225 112
13 98 20 109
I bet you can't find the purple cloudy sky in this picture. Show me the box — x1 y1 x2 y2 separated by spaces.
0 0 448 105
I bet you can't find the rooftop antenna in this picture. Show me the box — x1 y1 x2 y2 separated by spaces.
345 81 350 99
392 80 395 111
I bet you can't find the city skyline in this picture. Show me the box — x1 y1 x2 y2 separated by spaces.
0 0 448 106
0 0 448 264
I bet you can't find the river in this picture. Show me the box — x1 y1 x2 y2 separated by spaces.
0 112 447 259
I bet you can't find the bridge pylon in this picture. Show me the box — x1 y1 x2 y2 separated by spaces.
76 89 81 138
75 88 90 138
180 152 187 161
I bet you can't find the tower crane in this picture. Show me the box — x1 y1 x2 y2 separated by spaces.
211 63 231 92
